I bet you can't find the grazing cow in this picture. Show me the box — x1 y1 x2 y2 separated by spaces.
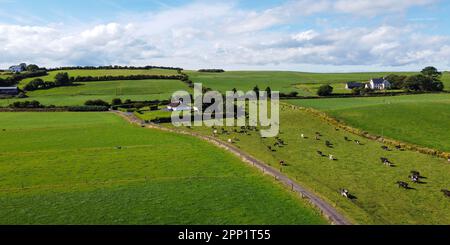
227 138 233 143
317 151 324 156
381 146 389 151
340 189 350 198
380 157 392 166
301 134 306 139
344 136 350 141
441 189 450 198
329 154 335 161
396 181 409 189
395 145 402 150
410 175 419 183
355 140 361 145
115 146 122 150
410 171 420 177
315 136 320 141
279 160 286 166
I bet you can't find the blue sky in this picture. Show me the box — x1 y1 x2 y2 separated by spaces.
0 0 449 71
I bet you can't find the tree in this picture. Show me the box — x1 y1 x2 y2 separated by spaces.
26 64 39 72
111 98 123 106
385 74 407 89
403 74 444 92
421 66 442 81
317 84 333 96
24 78 45 91
54 72 71 86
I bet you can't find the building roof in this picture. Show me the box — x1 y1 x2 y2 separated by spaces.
371 78 387 84
168 101 181 107
0 87 18 90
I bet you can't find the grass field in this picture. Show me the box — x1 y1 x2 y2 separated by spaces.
0 79 190 106
186 70 421 95
0 112 325 225
287 93 450 152
156 105 450 224
19 69 180 88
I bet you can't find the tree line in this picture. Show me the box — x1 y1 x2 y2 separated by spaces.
198 69 225 73
384 66 444 92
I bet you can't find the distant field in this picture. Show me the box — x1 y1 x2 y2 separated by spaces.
186 71 419 95
287 93 450 152
0 72 12 79
0 79 189 106
0 112 325 224
19 69 179 88
164 106 450 224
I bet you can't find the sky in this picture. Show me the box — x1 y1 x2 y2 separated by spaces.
0 0 449 72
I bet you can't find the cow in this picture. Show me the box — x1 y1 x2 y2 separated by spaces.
396 181 409 189
340 189 350 198
441 189 450 198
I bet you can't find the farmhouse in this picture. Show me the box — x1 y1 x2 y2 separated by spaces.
365 78 391 90
9 63 27 73
0 87 19 95
345 82 365 90
167 100 198 112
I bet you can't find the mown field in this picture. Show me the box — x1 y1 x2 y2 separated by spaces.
287 93 450 152
0 79 189 106
186 71 424 95
0 112 325 224
154 105 450 224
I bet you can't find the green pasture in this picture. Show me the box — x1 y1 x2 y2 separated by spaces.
0 112 325 224
160 105 450 224
0 79 189 106
287 93 450 151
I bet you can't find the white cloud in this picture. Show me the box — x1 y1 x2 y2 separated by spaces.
0 0 448 71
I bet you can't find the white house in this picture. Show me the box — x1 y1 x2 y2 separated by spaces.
167 100 199 112
365 78 391 90
9 63 27 73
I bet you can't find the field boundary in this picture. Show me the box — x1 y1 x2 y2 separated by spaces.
284 103 450 160
114 110 352 225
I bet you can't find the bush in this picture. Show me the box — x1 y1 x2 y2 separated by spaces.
84 99 110 107
111 98 122 106
67 106 109 111
9 100 43 108
317 85 333 96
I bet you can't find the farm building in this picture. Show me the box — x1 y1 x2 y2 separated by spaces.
167 101 199 112
345 82 365 90
0 87 19 95
365 78 391 90
9 63 27 73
